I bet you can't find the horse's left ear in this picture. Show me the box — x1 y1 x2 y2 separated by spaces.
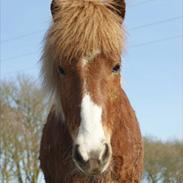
112 0 126 20
51 0 60 21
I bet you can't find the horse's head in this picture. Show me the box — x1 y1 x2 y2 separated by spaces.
42 0 125 176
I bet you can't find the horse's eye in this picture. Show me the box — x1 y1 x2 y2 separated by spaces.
112 64 120 73
58 66 66 75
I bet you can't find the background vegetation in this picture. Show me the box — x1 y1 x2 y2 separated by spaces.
0 76 182 183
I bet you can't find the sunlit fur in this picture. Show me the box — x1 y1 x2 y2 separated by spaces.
40 0 143 182
46 0 124 59
41 0 125 105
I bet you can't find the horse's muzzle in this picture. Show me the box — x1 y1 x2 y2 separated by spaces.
73 143 111 175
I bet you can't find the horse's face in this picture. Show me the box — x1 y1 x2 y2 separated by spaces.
55 55 121 175
43 0 126 176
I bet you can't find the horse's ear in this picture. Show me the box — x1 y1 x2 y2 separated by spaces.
51 0 60 20
112 0 126 20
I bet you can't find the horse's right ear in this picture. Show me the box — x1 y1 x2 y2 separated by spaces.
51 0 60 21
112 0 126 20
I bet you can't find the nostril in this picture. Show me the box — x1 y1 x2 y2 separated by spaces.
73 144 111 174
73 145 86 165
102 143 110 162
88 159 100 173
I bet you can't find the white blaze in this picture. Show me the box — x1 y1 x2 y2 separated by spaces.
76 94 106 161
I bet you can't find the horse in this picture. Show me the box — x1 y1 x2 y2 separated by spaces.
40 0 143 182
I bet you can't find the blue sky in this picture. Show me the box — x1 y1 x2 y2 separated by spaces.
0 0 182 141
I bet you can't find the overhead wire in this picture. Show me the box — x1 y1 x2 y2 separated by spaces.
2 33 182 76
128 15 183 31
1 0 182 76
1 0 179 44
0 51 40 62
0 29 46 44
1 33 182 63
1 15 182 45
1 14 182 62
129 34 183 48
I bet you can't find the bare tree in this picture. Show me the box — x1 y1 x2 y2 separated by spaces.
0 76 46 183
143 137 183 182
0 76 183 183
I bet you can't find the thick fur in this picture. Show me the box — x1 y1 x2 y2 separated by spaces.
40 0 143 182
40 89 143 183
44 0 125 61
41 0 125 111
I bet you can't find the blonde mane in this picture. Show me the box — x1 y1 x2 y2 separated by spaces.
40 2 144 182
43 0 125 62
41 0 126 111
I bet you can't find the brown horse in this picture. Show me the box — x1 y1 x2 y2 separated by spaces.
40 0 143 182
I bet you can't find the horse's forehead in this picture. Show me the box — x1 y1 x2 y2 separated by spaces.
82 50 101 64
79 54 114 70
59 50 117 70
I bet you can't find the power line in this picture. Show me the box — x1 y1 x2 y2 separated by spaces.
1 34 182 66
129 34 183 48
0 51 40 62
1 34 182 62
128 15 183 31
0 30 46 44
1 15 181 45
0 0 176 44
